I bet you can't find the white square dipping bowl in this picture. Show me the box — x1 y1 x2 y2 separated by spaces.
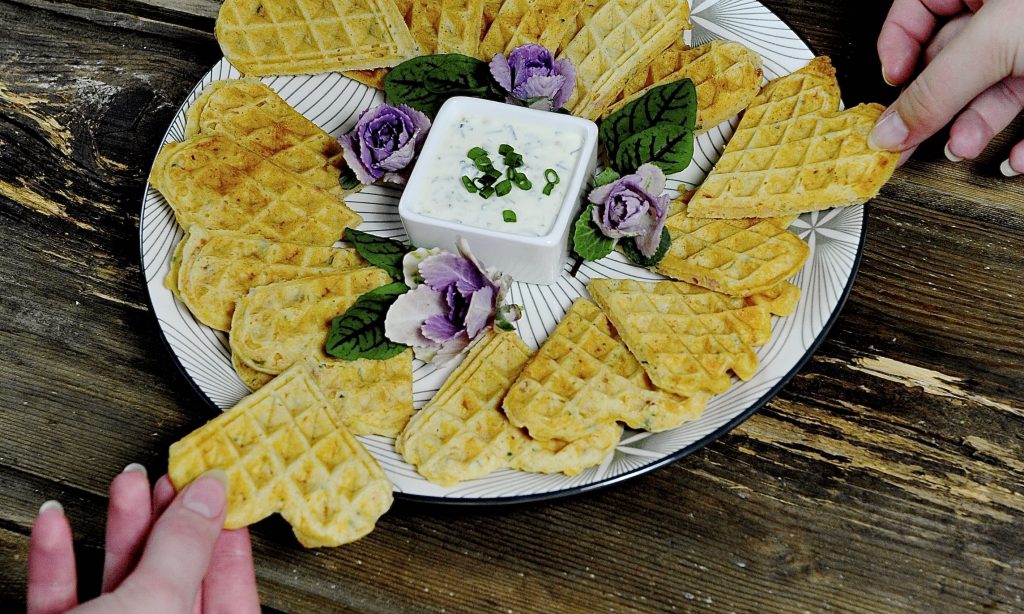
398 97 598 285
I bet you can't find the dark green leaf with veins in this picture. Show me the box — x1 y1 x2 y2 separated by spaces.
384 54 500 116
344 228 410 281
599 78 698 154
620 227 672 267
325 283 410 360
612 123 695 175
572 204 617 261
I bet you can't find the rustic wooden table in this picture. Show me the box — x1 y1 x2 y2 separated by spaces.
2 0 1023 611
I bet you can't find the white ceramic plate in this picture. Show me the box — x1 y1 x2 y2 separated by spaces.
141 0 860 503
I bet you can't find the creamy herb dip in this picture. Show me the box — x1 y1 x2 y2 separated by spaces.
408 115 585 236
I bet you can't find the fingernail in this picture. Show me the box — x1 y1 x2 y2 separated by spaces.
39 500 64 516
944 143 963 163
869 108 910 151
182 470 227 520
881 66 896 87
122 463 147 476
1001 159 1020 177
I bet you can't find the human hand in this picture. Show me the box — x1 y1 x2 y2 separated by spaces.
871 0 1024 175
27 465 260 614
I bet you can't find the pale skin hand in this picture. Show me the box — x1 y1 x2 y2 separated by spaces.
27 466 261 614
870 0 1024 175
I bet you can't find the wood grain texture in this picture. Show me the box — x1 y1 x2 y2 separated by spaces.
1 0 1023 611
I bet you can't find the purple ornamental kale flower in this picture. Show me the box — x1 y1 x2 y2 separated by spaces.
339 103 431 185
383 239 519 365
489 43 576 111
588 163 670 258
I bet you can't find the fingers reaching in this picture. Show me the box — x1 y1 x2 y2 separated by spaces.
201 528 261 614
27 501 78 614
152 474 176 519
114 471 229 613
946 77 1024 160
101 464 154 593
1002 141 1024 177
877 0 974 86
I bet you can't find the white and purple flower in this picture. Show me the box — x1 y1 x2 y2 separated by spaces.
589 164 670 258
489 44 576 111
384 239 520 365
340 103 431 185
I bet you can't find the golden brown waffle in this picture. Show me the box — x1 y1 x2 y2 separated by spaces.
169 227 365 331
168 363 393 547
233 350 275 390
184 79 349 197
558 0 690 120
215 0 418 76
477 0 582 60
655 201 809 297
688 57 899 218
397 331 619 486
344 0 415 87
305 353 414 437
150 135 361 245
503 299 707 442
396 331 532 486
603 39 762 130
408 0 486 56
588 279 777 397
230 268 392 376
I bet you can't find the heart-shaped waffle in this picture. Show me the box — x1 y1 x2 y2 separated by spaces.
168 363 393 548
589 278 786 396
215 0 418 76
688 56 898 219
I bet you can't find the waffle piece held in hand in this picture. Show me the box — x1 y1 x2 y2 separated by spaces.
150 135 361 245
688 57 899 219
305 353 414 437
167 228 365 331
230 268 392 377
603 39 763 131
184 79 351 197
558 0 690 120
654 200 809 297
477 0 582 60
503 299 707 442
168 363 393 548
215 0 418 76
588 278 786 397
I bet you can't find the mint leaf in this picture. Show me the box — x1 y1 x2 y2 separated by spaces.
599 79 698 173
612 123 694 175
384 54 500 116
344 228 410 281
621 227 672 267
593 168 620 188
325 283 409 360
572 204 616 261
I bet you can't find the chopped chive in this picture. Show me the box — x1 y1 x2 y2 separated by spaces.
462 175 477 192
480 186 495 199
474 157 494 171
467 147 488 160
505 153 524 168
544 168 560 184
495 179 512 196
502 209 517 223
514 176 533 190
506 166 518 179
484 167 502 179
498 144 514 156
542 182 554 196
478 174 497 187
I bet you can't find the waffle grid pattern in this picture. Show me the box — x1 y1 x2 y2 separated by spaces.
589 279 774 397
168 366 392 547
308 353 414 437
409 0 485 55
478 0 581 59
216 0 418 75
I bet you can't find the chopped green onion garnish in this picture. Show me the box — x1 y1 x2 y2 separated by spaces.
478 174 497 187
462 175 477 193
495 179 512 196
542 183 554 196
514 176 533 190
484 167 502 179
474 157 494 171
467 147 488 160
480 186 495 199
544 168 560 184
502 210 517 223
498 144 514 156
506 166 518 179
505 153 524 168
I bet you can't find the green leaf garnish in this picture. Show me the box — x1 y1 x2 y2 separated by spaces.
572 204 616 261
502 209 517 223
384 54 500 116
620 227 672 267
325 283 410 361
593 168 621 187
339 167 360 191
599 79 698 173
344 228 410 281
612 123 695 175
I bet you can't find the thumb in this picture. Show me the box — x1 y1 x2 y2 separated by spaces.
103 471 228 613
869 3 1015 152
